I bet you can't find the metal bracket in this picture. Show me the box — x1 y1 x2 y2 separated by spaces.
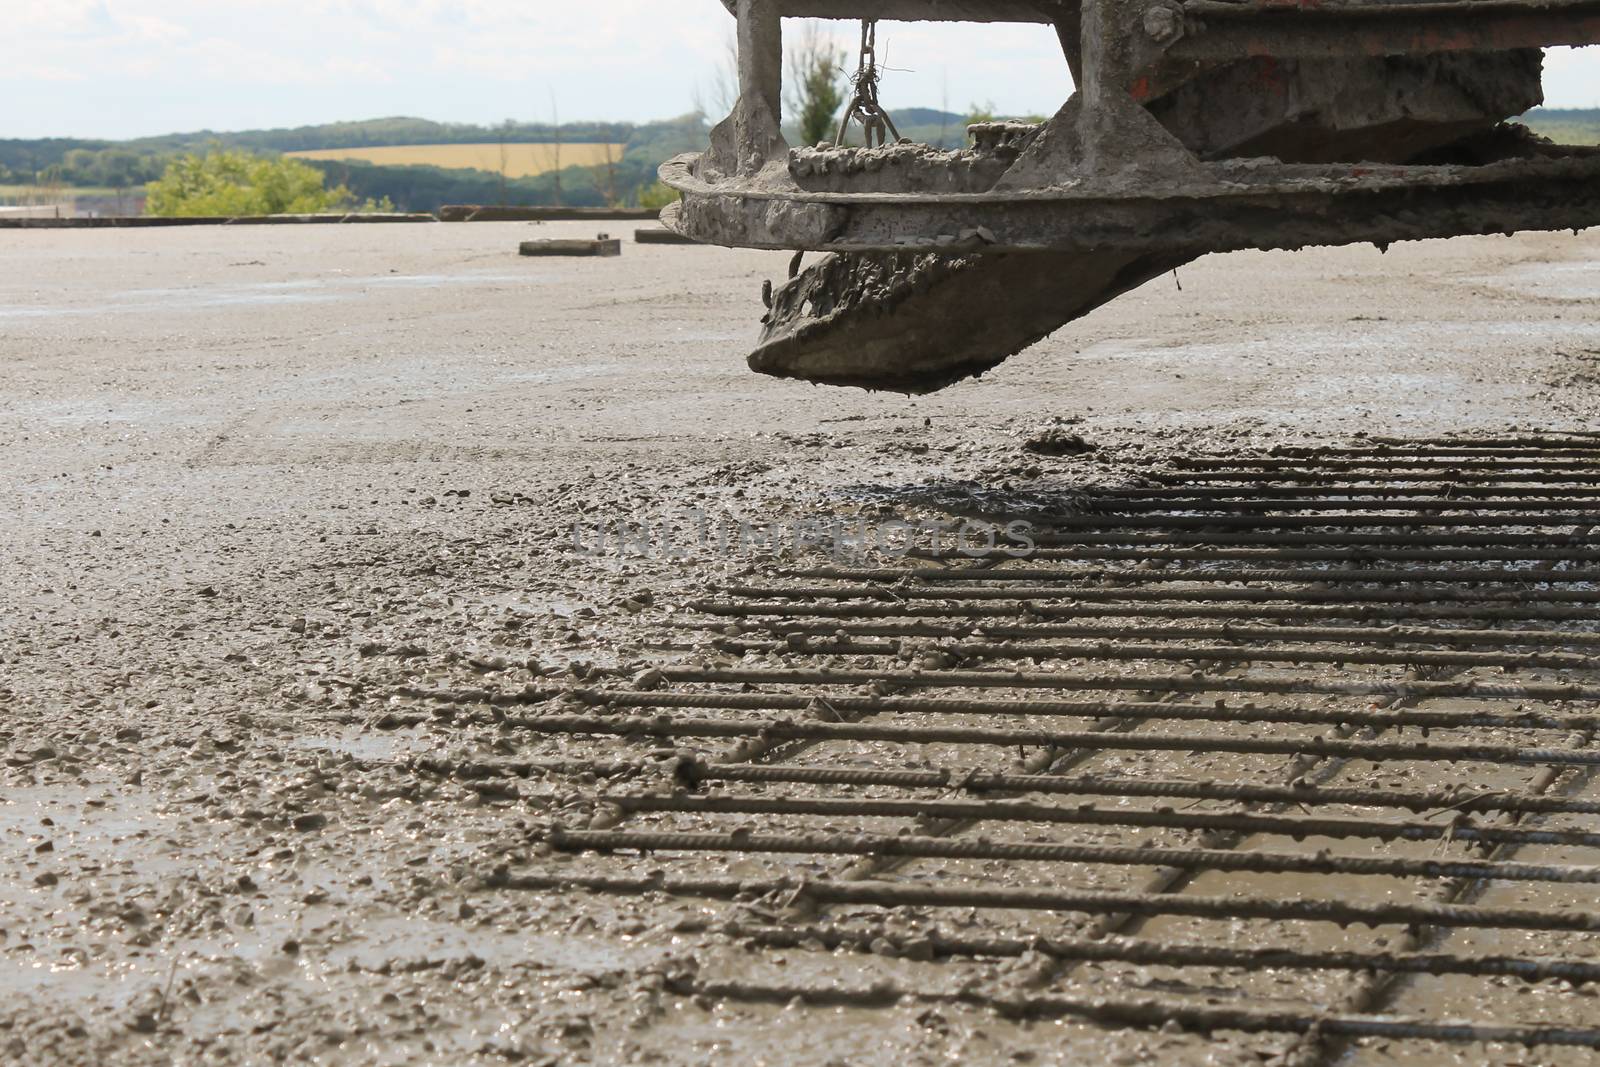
1075 0 1204 179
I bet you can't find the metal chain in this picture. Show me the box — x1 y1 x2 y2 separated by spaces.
835 20 901 148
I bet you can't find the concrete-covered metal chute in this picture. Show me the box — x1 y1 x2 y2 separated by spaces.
669 0 1600 391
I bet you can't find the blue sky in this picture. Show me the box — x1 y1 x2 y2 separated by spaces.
2 2 1596 140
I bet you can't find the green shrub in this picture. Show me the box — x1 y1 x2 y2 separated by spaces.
636 180 679 211
145 149 391 217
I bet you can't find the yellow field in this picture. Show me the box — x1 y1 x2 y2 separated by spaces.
284 143 628 178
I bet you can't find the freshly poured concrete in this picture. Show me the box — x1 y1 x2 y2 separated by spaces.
2 222 1598 1065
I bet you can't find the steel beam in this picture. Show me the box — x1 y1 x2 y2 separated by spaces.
1174 0 1600 59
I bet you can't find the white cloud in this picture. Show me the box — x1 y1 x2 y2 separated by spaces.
10 0 116 36
1545 47 1600 107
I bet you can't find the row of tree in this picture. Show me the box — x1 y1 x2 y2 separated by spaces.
0 146 169 189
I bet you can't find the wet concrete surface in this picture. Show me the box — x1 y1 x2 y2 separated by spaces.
2 222 1599 1064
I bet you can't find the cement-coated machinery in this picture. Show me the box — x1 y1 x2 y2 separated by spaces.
662 0 1600 391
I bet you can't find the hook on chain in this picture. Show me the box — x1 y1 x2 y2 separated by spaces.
835 19 901 149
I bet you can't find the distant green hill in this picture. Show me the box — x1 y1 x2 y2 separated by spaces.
123 116 636 155
2 106 1594 213
0 114 708 211
1521 107 1600 144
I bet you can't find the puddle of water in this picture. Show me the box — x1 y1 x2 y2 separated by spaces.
320 918 665 975
502 361 631 385
1492 261 1600 302
488 592 592 619
0 783 174 845
0 287 344 319
287 731 419 761
342 273 531 288
0 271 548 320
4 395 218 428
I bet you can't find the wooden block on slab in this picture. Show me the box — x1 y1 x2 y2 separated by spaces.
444 205 660 222
519 236 623 257
633 228 700 245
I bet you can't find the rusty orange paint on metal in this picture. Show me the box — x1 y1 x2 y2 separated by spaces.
1232 13 1600 59
1415 28 1480 51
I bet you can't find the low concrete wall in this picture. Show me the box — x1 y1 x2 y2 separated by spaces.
0 204 69 220
0 212 437 230
439 205 663 223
